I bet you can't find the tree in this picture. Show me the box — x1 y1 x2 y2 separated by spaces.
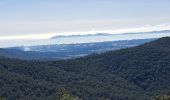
0 97 5 100
55 89 81 100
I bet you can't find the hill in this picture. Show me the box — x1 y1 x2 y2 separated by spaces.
51 30 170 39
51 33 112 39
0 37 170 100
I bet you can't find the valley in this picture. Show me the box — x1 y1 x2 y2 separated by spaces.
0 39 154 60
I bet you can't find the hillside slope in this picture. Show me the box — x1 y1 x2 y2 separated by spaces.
0 37 170 100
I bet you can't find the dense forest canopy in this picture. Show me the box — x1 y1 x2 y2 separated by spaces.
0 37 170 100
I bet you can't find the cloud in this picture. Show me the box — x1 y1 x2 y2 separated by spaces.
0 33 57 40
0 19 129 35
98 23 170 34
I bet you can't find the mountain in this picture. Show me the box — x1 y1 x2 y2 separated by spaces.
0 37 170 100
51 33 112 39
0 48 30 59
2 39 154 60
0 48 57 60
51 30 170 40
146 30 170 33
123 30 170 35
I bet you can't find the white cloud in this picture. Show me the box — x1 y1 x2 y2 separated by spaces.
0 33 57 40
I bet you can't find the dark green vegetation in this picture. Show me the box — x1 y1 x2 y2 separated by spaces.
0 37 170 100
152 91 170 100
0 97 5 100
55 89 81 100
152 95 170 100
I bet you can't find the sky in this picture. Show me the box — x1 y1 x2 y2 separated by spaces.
0 0 170 40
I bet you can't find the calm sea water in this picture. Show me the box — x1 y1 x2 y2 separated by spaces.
1 32 170 48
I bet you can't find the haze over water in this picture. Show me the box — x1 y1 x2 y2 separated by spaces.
1 32 170 48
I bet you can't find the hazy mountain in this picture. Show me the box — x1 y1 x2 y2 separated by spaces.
51 33 112 39
0 37 170 100
124 30 170 35
146 30 170 33
51 30 170 40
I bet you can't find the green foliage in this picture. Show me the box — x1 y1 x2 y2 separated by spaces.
0 37 170 100
55 89 81 100
167 91 170 95
152 91 170 100
152 96 170 100
0 97 5 100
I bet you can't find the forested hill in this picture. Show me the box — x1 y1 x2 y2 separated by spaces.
0 37 170 100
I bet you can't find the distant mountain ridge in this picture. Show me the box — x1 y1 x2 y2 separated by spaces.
51 30 170 39
51 33 112 39
124 30 170 35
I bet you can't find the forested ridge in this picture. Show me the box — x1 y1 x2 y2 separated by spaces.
0 37 170 100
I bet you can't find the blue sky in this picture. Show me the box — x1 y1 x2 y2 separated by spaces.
0 0 170 39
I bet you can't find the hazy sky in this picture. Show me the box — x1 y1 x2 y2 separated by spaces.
0 0 170 40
